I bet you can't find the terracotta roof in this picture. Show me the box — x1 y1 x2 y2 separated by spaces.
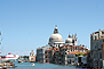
68 51 88 55
47 49 53 51
60 45 88 51
53 48 59 51
47 48 59 52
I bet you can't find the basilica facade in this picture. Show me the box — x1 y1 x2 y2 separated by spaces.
36 26 88 66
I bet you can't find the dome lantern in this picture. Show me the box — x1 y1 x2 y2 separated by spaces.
54 25 58 34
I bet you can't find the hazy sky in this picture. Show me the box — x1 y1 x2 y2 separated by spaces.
0 0 104 56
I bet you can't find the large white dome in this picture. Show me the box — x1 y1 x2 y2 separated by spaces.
49 26 63 44
49 33 63 43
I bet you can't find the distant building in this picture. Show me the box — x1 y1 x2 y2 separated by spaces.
29 50 36 62
90 29 104 68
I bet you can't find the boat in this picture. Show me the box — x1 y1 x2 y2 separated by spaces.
32 63 35 66
0 62 17 69
5 53 19 60
18 60 24 63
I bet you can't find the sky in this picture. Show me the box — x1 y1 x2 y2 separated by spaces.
0 0 104 56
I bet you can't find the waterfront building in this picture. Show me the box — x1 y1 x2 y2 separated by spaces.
86 51 91 67
36 26 88 66
36 26 64 63
45 48 56 63
29 50 36 62
45 44 88 66
36 45 52 63
60 45 88 65
90 29 104 68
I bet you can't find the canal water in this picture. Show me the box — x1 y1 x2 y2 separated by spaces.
10 62 87 69
10 62 75 69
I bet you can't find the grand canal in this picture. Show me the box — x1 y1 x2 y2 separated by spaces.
10 62 81 69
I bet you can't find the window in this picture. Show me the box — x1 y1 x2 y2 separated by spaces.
31 58 33 60
100 53 102 59
102 32 104 34
95 36 97 40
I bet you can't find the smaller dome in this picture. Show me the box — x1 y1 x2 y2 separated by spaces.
65 34 72 43
68 34 71 38
65 38 72 43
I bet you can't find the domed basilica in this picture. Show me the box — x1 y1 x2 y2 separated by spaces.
48 26 64 48
36 26 88 64
48 26 77 48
